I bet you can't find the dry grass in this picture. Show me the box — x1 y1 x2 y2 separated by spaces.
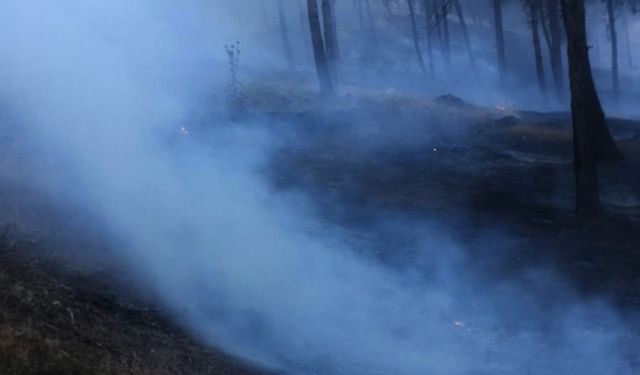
505 124 573 143
0 239 268 375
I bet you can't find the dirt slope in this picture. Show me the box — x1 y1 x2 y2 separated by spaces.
0 233 269 375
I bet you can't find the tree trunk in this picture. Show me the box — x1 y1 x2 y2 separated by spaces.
453 0 477 74
423 0 436 76
441 0 452 67
277 0 295 69
356 0 365 32
539 4 552 51
623 14 634 68
330 0 340 58
528 0 547 95
547 0 564 98
492 0 507 84
561 0 622 217
298 0 307 33
605 0 620 96
432 0 444 52
408 0 427 74
307 0 334 94
321 0 338 82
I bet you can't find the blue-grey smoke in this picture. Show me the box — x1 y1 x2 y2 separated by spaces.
0 1 637 374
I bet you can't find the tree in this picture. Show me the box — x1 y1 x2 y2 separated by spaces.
545 0 565 98
356 0 365 31
422 0 436 78
277 0 295 69
539 2 553 51
453 0 478 74
440 0 452 67
561 0 623 217
307 0 335 94
525 0 547 94
321 0 339 81
423 0 437 76
330 0 340 58
408 0 428 73
354 0 379 44
493 0 507 84
432 0 444 55
622 12 634 68
605 0 620 96
429 0 452 69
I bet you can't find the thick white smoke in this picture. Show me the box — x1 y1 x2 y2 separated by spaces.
0 1 637 374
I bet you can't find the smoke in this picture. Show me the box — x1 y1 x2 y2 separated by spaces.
0 1 638 374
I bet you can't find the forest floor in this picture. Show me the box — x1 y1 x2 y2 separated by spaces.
0 234 270 375
262 88 640 309
1 85 640 373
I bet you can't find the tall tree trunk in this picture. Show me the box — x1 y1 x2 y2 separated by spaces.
528 0 547 95
539 4 552 51
356 0 365 32
423 0 436 76
453 0 477 74
547 0 564 98
432 0 444 51
441 0 452 67
561 0 622 217
321 0 338 82
278 0 295 69
299 0 308 33
605 0 620 96
330 0 340 58
307 0 334 94
408 0 427 74
623 14 634 68
493 0 507 84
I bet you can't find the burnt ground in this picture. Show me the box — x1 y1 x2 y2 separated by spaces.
0 228 270 375
266 96 640 309
1 91 640 373
0 122 275 372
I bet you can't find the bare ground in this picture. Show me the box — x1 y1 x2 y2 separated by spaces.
266 96 640 308
1 91 639 373
0 228 270 375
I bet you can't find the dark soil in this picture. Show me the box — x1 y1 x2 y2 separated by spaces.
0 229 270 375
1 92 639 373
267 99 640 309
